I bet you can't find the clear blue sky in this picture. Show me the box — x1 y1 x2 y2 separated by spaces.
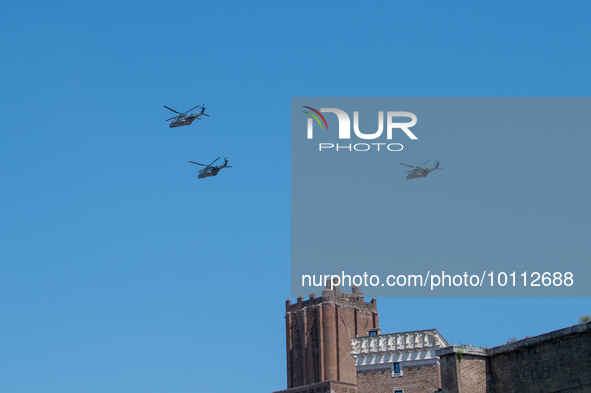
1 1 589 392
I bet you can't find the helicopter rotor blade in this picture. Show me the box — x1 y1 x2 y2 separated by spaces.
405 169 413 173
188 161 205 166
184 104 201 113
210 157 220 166
399 163 415 168
417 160 431 168
166 116 178 121
164 106 179 114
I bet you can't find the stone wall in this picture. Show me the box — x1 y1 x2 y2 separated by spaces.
437 322 591 393
487 322 591 393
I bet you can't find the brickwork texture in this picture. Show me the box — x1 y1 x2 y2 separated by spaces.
357 363 441 393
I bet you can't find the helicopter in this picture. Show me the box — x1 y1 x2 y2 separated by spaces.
164 104 209 128
400 160 443 179
188 157 232 179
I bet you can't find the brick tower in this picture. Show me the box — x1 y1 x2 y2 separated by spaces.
276 280 379 393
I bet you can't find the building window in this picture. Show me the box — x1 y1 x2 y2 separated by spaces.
392 362 402 377
369 329 378 336
394 390 403 393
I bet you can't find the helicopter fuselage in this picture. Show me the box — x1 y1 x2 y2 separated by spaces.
165 104 208 128
190 158 231 179
407 168 433 179
402 161 442 179
169 114 199 128
198 167 223 179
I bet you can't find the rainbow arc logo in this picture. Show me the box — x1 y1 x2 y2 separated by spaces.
302 106 328 130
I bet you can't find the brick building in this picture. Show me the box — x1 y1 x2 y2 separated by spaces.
274 282 447 393
273 283 591 393
352 328 446 393
279 282 378 393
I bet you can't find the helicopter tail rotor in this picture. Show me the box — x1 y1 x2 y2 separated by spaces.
200 104 210 117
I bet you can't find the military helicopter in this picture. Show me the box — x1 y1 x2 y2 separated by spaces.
400 160 443 179
164 104 209 128
188 157 232 179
